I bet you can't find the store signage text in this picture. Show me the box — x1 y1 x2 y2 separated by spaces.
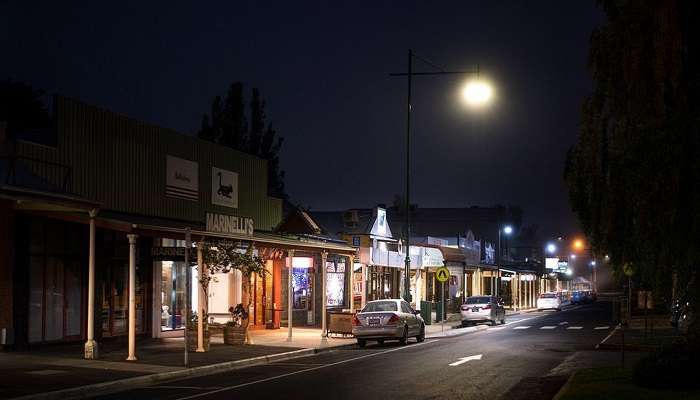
151 246 185 258
206 212 254 236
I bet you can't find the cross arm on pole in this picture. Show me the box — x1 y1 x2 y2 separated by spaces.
389 70 479 77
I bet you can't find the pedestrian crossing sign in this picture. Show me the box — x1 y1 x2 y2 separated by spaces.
435 266 450 283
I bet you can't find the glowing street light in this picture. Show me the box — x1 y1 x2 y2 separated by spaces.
570 254 576 260
573 238 584 251
590 260 597 267
546 243 557 254
503 225 513 235
462 79 494 107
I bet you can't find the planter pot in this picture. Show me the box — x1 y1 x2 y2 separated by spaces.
186 328 210 351
223 325 247 345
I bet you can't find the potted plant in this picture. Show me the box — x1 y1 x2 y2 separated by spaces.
202 241 267 345
186 312 210 351
223 304 249 345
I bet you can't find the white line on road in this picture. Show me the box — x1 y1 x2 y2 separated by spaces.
566 326 583 330
174 340 437 400
594 326 610 330
558 322 568 325
449 354 482 366
513 326 530 330
540 326 557 330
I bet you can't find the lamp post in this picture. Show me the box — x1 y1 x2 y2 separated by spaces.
391 49 491 302
497 225 513 297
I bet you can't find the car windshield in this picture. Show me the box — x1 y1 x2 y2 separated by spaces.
540 293 557 299
465 297 491 304
362 301 397 312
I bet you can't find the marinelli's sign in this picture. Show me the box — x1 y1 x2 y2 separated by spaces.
206 212 254 236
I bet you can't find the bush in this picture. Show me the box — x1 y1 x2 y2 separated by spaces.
634 341 700 390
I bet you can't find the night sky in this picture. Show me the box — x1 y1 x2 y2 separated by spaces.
1 1 605 238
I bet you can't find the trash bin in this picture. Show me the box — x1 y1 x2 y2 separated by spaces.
420 301 432 325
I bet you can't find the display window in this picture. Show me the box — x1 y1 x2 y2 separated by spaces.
326 261 345 307
292 257 313 310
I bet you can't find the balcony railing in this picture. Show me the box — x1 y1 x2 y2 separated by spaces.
1 155 72 193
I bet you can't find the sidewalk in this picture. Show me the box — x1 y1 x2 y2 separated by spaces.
0 328 353 400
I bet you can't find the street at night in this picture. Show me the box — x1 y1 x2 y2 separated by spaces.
1 1 699 399
95 304 611 400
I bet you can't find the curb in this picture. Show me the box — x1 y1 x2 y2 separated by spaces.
10 345 352 400
426 324 489 339
551 371 577 400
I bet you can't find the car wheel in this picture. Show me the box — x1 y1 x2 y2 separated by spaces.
556 308 562 312
461 320 469 327
399 326 408 345
490 319 497 326
500 318 505 325
416 324 425 342
537 309 542 312
357 338 366 348
377 339 384 345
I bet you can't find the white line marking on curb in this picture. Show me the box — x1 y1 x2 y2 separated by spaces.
540 326 557 330
174 340 437 400
566 326 583 330
513 326 530 330
594 326 610 330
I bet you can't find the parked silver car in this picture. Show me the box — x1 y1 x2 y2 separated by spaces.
460 296 506 326
352 299 425 347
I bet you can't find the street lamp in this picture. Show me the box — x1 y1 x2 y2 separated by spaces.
462 80 494 107
391 49 489 302
546 243 557 255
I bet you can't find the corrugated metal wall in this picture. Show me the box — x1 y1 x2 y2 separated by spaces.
16 96 282 230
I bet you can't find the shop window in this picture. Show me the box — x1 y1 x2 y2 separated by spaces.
326 261 345 307
160 261 187 331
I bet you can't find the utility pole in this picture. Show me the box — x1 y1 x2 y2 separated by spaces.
403 49 413 303
390 49 479 304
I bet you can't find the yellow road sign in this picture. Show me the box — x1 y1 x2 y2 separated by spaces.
435 266 450 283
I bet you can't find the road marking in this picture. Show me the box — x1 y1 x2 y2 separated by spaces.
540 326 557 330
174 340 437 399
489 327 506 331
503 316 538 326
449 354 482 366
558 322 568 326
513 326 530 330
566 326 583 330
594 326 610 330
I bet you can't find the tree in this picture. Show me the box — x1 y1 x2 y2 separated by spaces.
198 83 286 199
565 1 699 313
0 80 52 136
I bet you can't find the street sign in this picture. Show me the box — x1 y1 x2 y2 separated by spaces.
435 266 450 283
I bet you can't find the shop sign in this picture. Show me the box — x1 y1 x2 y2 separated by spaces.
166 155 199 201
211 167 238 209
206 212 254 236
151 246 185 259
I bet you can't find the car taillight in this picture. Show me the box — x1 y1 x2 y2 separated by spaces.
352 315 361 326
387 314 400 324
482 304 492 310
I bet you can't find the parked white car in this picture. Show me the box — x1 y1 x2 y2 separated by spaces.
460 296 506 326
537 292 562 311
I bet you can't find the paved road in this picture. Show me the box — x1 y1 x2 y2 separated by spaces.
97 303 613 400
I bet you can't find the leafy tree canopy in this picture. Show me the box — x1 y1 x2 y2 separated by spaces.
565 0 700 300
198 83 286 199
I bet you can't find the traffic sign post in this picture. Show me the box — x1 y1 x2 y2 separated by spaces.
435 266 449 333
